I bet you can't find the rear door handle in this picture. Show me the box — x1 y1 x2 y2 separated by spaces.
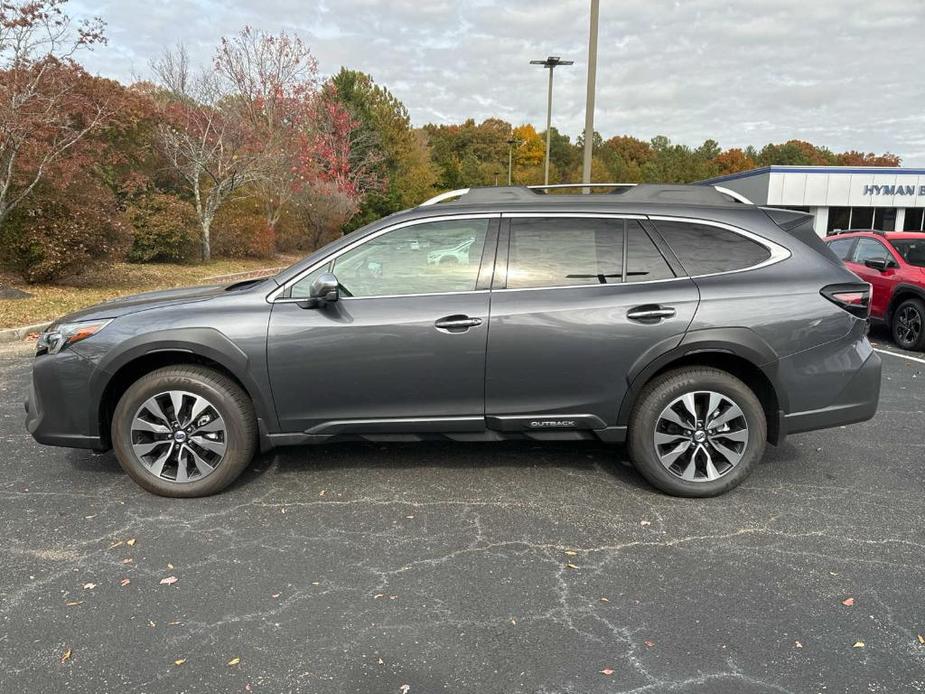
435 315 483 332
627 305 676 322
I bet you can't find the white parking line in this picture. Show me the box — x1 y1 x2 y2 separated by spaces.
874 348 925 365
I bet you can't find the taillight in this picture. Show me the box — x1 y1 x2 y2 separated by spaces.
821 283 871 319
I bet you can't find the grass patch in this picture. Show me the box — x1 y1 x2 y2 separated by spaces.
0 257 295 329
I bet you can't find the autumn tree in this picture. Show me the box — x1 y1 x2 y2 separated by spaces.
837 150 901 167
153 44 266 261
213 27 318 237
0 0 107 230
712 147 756 176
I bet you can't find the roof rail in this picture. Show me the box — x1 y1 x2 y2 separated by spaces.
526 183 635 191
418 183 755 207
419 188 470 206
712 186 753 205
831 228 887 236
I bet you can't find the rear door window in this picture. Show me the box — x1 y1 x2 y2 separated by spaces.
506 218 624 289
826 238 856 260
654 220 771 275
625 226 674 282
505 218 676 289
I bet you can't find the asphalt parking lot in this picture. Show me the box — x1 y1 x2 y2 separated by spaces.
0 331 923 694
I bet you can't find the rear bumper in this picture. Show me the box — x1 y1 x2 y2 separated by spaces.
781 349 881 437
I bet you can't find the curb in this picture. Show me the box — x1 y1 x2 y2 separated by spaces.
0 321 49 344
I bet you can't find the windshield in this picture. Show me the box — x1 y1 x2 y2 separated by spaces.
891 239 925 267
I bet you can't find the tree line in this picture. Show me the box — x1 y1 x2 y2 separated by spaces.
0 0 901 283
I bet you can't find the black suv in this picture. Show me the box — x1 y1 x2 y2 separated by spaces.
26 184 882 497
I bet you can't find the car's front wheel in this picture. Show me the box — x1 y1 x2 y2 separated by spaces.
111 365 257 497
628 367 767 497
891 298 925 351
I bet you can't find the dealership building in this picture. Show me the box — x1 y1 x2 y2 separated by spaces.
700 166 925 237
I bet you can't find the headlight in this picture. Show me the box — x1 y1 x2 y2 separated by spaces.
36 320 112 355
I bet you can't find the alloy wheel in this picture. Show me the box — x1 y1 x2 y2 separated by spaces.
895 305 922 348
130 390 226 483
654 390 749 482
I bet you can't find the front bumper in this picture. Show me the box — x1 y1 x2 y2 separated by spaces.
781 349 882 437
25 349 105 450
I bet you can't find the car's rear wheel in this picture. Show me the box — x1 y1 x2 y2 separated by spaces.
112 365 257 497
628 367 766 497
891 298 925 351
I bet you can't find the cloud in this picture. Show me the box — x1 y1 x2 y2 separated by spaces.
69 0 925 163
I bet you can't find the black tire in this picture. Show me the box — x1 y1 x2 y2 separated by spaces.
891 298 925 351
627 367 767 497
111 365 257 497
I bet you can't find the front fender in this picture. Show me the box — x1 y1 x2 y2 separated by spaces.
85 327 277 437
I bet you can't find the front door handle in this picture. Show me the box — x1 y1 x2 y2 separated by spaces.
435 315 483 333
627 305 676 322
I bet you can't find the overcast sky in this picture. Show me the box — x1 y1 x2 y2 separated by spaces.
69 0 925 165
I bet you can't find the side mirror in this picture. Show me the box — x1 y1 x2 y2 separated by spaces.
298 272 339 308
864 258 890 272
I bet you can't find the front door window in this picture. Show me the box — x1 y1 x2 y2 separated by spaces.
290 219 490 299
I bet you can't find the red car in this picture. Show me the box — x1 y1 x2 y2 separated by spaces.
825 230 925 350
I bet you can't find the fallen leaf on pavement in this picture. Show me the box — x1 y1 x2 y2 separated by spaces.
83 583 96 590
227 657 241 666
600 668 614 676
120 578 130 587
174 659 186 666
841 597 855 607
852 641 865 648
159 576 178 585
60 649 72 664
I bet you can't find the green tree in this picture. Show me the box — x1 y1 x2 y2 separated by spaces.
424 117 512 188
330 68 437 229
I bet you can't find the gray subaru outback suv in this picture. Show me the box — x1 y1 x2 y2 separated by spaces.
25 184 881 498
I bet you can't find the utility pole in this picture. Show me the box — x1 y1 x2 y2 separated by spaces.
506 137 519 185
581 0 600 192
530 56 573 185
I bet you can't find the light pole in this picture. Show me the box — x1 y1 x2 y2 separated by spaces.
506 137 519 185
530 56 573 185
581 0 600 192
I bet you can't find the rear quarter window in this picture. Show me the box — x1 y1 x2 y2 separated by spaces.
654 220 771 276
